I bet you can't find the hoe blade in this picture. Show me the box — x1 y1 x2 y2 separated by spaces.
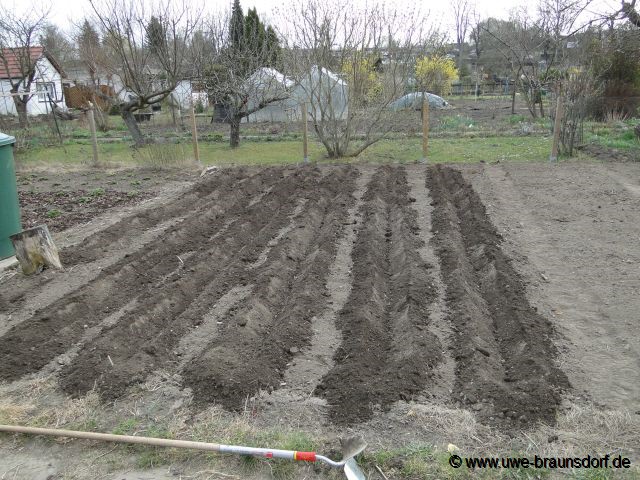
344 458 366 480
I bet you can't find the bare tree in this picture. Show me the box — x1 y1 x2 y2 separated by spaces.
452 0 473 73
89 0 199 145
281 0 441 158
0 7 51 127
40 24 74 67
482 0 591 118
621 0 640 26
196 6 287 148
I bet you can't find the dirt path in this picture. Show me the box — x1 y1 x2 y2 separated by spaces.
464 161 640 412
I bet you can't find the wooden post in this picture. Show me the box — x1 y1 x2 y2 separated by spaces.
550 93 564 163
301 102 309 163
190 99 200 164
421 97 430 163
87 102 99 166
10 225 63 275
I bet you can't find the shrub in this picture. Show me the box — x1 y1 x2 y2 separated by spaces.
415 56 458 96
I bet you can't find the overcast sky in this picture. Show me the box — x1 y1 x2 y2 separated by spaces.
0 0 622 38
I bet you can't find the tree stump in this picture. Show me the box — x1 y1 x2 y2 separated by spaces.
10 225 63 275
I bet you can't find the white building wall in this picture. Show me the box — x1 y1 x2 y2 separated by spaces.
0 57 66 116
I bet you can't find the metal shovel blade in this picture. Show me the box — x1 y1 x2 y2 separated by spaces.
344 457 366 480
340 437 367 480
341 436 367 459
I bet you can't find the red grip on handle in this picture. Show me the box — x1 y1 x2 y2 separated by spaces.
294 451 316 462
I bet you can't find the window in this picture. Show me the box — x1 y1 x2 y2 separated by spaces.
36 82 56 103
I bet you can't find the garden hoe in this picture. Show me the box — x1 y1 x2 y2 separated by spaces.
0 424 367 479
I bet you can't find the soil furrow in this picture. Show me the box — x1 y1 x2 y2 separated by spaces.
426 165 569 428
58 167 327 400
405 165 455 402
271 168 374 401
315 165 441 425
0 217 180 337
0 168 291 383
59 169 249 267
0 171 250 315
182 166 358 410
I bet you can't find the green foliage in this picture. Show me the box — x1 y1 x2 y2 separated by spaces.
265 25 281 67
415 55 459 96
230 0 245 52
46 209 62 219
244 8 265 55
588 27 640 118
89 187 105 197
342 56 383 106
146 16 166 57
112 418 138 435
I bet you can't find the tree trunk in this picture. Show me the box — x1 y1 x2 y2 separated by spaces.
511 83 517 115
10 225 63 275
229 116 241 148
14 98 28 128
121 108 146 146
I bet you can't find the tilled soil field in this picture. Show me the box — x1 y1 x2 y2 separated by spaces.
1 163 567 424
1 162 639 479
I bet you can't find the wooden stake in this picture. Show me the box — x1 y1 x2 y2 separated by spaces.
190 99 200 164
87 102 99 166
550 93 564 163
10 225 63 275
422 96 430 163
301 102 309 163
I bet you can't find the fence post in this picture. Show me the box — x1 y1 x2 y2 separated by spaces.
301 102 309 163
421 97 430 163
550 92 564 163
190 99 200 164
87 102 99 167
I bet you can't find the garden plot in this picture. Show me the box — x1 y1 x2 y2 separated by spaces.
1 162 639 479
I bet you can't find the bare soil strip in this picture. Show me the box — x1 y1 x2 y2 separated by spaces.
1 173 243 315
426 165 569 428
273 168 374 399
405 165 455 402
316 165 441 425
0 170 251 324
59 169 251 267
0 167 293 385
182 167 358 410
0 218 180 337
57 168 331 400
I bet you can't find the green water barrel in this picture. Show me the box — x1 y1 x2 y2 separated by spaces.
0 132 21 259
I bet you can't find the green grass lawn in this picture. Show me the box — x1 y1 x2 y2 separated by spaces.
15 135 579 169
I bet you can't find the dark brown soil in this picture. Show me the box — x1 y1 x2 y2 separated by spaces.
426 165 569 428
315 165 441 424
0 167 297 386
0 163 577 432
57 167 339 400
18 190 152 233
577 144 640 162
182 167 358 409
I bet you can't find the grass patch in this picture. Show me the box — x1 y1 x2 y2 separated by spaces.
14 135 566 167
112 418 139 436
46 209 62 218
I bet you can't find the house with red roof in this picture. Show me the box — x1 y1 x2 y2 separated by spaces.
0 46 68 117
